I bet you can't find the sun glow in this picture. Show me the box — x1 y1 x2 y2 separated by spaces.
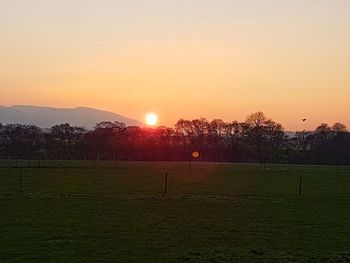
145 113 158 126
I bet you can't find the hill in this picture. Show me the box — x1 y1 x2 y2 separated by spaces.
0 105 143 129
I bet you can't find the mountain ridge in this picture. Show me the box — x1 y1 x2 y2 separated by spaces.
0 105 143 129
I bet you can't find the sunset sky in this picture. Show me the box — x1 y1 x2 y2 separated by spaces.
1 0 350 130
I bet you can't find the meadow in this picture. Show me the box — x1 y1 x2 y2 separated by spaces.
1 160 350 263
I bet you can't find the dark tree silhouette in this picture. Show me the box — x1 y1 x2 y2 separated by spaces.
0 113 349 164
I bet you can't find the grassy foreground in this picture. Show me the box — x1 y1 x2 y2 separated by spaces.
1 161 350 262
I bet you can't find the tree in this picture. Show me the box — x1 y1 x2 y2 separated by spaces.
244 112 285 163
331 123 349 164
0 117 349 164
294 131 313 163
90 121 126 160
208 119 226 161
1 124 42 158
50 123 76 159
332 122 347 133
122 126 141 161
224 121 245 162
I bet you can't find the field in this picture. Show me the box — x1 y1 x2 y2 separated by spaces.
1 161 350 263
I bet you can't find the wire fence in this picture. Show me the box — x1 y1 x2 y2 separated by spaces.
0 160 350 198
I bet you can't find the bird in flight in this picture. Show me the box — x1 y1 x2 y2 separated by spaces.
302 119 307 122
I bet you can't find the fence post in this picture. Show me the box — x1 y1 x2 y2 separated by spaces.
164 172 168 194
19 169 22 191
299 174 303 197
263 162 266 173
336 164 339 176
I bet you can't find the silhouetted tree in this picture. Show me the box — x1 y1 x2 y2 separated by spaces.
88 121 125 160
0 113 349 164
1 124 42 158
50 123 76 159
224 121 246 162
244 112 285 163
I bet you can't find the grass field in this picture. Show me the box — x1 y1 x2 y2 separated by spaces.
1 161 350 262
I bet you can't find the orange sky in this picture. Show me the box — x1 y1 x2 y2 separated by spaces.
1 0 350 130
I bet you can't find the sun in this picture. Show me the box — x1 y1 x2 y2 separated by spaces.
145 113 158 126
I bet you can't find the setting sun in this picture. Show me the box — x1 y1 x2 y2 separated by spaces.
145 113 158 126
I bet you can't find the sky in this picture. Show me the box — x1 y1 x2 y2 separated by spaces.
1 0 350 130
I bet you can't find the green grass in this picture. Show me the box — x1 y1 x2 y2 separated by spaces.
1 161 350 262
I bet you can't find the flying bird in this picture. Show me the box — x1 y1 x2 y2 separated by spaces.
302 119 307 122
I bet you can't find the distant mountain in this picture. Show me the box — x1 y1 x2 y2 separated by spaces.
0 105 143 129
285 131 296 138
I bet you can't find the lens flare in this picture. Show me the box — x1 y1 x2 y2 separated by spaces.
192 151 200 158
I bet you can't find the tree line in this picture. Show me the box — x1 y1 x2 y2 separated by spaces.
0 112 349 164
